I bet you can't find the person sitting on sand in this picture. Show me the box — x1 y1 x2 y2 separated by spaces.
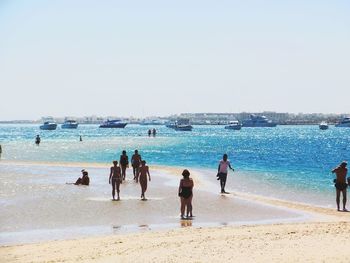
75 170 90 185
217 154 234 194
109 161 122 200
178 169 194 219
119 150 129 180
131 150 142 183
332 161 348 211
139 160 151 200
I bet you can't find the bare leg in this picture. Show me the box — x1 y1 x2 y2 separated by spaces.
122 166 126 180
135 167 139 183
187 196 193 217
336 189 341 211
180 197 186 218
342 190 347 211
112 179 116 200
116 181 120 200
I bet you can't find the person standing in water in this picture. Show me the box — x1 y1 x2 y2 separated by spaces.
0 144 2 158
79 135 82 142
332 161 348 211
131 150 142 182
152 128 156 136
217 154 234 194
109 161 122 200
119 150 129 180
139 160 151 200
35 135 41 146
178 169 194 219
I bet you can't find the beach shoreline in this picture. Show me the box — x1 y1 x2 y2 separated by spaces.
1 161 350 262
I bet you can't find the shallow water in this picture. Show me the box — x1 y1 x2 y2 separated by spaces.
0 124 349 194
0 124 349 244
0 163 304 245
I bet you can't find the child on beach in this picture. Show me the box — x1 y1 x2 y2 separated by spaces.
178 169 194 219
139 160 151 200
109 161 122 200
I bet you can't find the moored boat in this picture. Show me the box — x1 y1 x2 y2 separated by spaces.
335 117 350 127
61 120 78 129
242 114 277 127
40 121 57 130
319 121 329 130
99 119 127 128
174 124 193 131
225 121 242 130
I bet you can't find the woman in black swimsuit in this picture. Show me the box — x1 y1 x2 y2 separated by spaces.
178 169 194 219
109 161 122 200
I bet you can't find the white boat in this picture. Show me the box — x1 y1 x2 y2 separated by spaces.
140 119 164 125
225 121 242 130
99 119 127 128
319 121 329 130
40 121 57 130
61 120 78 129
165 121 177 128
335 117 350 127
242 114 277 127
174 124 193 131
170 118 193 131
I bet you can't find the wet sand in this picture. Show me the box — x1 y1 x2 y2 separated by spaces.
1 161 350 262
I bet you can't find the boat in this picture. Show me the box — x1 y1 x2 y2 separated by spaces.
140 119 164 125
40 121 57 130
165 121 177 128
335 117 350 127
99 119 127 128
242 114 277 127
61 120 78 129
319 121 329 130
225 120 242 130
173 118 193 131
174 124 193 131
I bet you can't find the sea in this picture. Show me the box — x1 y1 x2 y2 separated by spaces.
0 124 349 244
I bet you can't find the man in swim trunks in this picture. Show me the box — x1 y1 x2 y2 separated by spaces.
332 161 348 211
217 154 234 194
131 150 142 183
119 150 129 180
139 160 151 200
109 161 122 200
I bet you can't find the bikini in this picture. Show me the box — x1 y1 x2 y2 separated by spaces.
180 185 193 199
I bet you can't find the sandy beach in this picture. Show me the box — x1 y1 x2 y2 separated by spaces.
1 161 350 262
1 221 350 262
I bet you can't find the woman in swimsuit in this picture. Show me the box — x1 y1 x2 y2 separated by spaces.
109 161 122 200
178 169 194 219
139 160 151 200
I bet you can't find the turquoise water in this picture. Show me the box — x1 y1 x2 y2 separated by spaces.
0 124 349 193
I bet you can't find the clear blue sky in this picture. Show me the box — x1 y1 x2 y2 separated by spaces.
0 0 349 120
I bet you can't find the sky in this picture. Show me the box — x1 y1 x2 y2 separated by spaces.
0 0 349 120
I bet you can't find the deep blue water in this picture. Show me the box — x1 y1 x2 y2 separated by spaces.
0 124 349 193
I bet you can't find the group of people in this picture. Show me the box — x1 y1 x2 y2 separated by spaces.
71 150 348 217
148 129 157 136
109 155 151 201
